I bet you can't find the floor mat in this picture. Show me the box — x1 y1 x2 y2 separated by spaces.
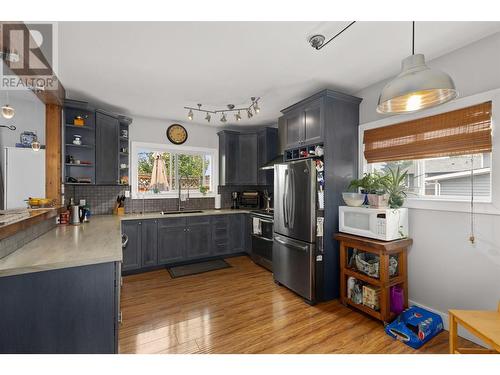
167 259 231 278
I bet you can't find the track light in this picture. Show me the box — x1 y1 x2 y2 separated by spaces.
187 109 193 120
183 98 261 124
253 101 260 114
247 108 253 119
205 112 211 122
220 112 227 123
235 111 242 121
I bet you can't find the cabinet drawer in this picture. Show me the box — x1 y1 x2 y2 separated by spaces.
187 216 211 225
212 241 229 255
158 217 186 227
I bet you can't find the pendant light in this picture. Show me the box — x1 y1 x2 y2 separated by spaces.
377 22 458 114
2 91 15 119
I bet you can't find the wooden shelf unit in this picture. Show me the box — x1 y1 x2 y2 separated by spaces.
335 233 412 323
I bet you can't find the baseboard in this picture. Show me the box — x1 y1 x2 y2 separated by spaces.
408 299 487 348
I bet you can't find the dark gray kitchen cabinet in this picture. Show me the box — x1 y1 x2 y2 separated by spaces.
229 214 245 253
282 97 324 148
141 219 158 267
0 262 120 353
185 217 212 258
211 215 230 255
218 129 277 186
257 127 278 185
121 220 141 272
158 218 186 264
96 111 120 185
218 130 240 186
284 109 304 148
238 133 258 185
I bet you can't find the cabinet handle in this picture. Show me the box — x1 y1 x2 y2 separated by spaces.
118 311 123 324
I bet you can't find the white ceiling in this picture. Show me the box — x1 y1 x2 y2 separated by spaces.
57 21 500 126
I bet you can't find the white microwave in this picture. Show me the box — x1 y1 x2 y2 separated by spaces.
339 206 408 241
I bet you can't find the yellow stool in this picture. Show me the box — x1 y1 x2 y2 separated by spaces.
449 302 500 354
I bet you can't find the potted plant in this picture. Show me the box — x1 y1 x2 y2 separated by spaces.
381 166 408 209
348 172 389 208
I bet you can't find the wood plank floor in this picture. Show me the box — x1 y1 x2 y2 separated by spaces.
119 256 473 354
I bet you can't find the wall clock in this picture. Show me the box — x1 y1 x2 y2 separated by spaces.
166 124 188 145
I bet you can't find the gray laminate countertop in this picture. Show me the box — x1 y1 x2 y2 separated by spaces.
120 208 250 221
0 215 122 278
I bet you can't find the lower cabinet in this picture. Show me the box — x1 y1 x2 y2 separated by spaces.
121 213 248 274
141 220 158 267
0 262 120 354
185 217 212 259
121 220 141 272
158 218 186 264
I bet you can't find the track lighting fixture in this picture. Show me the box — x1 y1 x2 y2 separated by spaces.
184 97 261 124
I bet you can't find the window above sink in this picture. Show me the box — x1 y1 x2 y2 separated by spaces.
130 142 218 199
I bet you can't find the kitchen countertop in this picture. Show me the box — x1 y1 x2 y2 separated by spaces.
0 209 254 278
0 215 122 278
121 208 251 221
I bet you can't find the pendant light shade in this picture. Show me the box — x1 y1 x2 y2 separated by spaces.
377 54 457 114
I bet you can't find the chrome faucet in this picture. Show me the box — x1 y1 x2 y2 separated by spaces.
178 175 190 211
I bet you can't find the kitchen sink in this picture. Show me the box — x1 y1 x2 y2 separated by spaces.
159 210 203 215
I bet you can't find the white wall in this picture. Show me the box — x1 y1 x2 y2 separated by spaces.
129 115 219 149
354 33 500 344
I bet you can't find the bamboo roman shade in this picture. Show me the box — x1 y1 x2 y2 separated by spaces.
363 101 492 163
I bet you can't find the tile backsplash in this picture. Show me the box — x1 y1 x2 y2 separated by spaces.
65 184 272 215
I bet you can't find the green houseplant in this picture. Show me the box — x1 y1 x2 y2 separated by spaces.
348 172 389 208
381 166 408 208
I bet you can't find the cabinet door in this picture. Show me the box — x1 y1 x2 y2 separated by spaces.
284 110 304 148
218 131 239 186
303 99 323 145
186 217 212 259
141 220 158 267
96 112 119 185
157 218 186 264
121 221 141 271
238 133 258 185
229 214 245 253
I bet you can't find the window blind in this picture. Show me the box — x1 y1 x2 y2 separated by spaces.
363 101 492 163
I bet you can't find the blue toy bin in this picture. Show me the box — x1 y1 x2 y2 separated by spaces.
385 305 444 349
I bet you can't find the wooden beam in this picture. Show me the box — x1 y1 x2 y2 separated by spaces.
45 104 62 204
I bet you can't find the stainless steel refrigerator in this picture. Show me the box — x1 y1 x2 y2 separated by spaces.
273 159 323 304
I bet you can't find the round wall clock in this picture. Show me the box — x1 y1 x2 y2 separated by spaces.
166 124 188 145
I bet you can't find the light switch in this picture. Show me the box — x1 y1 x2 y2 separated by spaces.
124 190 130 198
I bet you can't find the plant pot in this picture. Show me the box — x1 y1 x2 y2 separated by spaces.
367 193 389 208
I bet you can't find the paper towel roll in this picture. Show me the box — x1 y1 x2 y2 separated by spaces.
214 194 221 209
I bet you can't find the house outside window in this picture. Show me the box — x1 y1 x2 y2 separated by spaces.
365 153 492 201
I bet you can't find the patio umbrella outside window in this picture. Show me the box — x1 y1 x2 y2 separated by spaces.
150 152 169 193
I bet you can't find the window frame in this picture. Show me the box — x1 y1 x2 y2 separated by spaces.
130 141 218 199
358 88 500 215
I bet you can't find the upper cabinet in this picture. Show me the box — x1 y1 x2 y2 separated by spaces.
281 97 324 149
218 128 278 186
95 111 119 185
64 100 132 186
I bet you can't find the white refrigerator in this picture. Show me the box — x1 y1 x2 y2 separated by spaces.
3 147 45 210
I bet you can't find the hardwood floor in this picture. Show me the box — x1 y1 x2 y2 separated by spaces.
119 256 471 354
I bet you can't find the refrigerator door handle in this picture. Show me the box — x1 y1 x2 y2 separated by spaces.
274 236 308 252
283 169 289 227
289 168 295 228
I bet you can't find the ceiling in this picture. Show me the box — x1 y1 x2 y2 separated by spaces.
57 21 500 126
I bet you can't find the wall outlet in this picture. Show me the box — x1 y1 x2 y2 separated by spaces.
124 190 130 198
